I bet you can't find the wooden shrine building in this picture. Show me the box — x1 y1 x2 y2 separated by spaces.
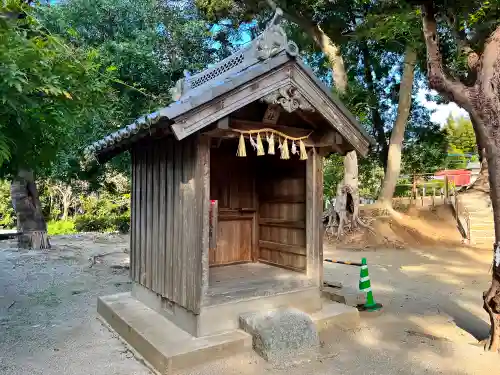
86 8 373 355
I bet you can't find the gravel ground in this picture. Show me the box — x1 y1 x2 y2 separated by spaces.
1 235 499 375
0 234 150 375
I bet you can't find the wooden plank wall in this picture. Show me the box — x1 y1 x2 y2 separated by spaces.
257 155 307 272
130 134 208 314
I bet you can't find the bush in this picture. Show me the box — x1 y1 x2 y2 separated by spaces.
74 212 130 233
74 215 112 232
0 180 15 229
112 213 130 234
47 220 77 235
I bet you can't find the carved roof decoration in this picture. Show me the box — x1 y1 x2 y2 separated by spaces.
85 8 374 162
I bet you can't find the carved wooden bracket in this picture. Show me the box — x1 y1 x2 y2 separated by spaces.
261 85 315 113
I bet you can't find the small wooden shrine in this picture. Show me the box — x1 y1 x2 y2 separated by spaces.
86 9 372 343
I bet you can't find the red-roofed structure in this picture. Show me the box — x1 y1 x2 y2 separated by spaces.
434 169 471 187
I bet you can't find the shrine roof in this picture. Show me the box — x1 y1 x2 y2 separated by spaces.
84 8 374 163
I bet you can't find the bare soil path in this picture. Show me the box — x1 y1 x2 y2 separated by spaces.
0 234 149 375
1 234 499 375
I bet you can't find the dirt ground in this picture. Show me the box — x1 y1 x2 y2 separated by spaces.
1 232 499 375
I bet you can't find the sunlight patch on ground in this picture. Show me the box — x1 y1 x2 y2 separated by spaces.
455 248 493 266
443 266 481 276
399 265 430 273
353 327 402 352
409 249 441 261
399 265 467 286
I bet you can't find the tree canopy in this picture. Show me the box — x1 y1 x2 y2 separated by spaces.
0 0 120 178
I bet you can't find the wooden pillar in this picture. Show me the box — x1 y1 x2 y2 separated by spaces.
306 147 323 287
444 175 449 203
199 136 211 308
412 174 417 205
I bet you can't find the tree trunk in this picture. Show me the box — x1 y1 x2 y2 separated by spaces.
468 148 490 193
60 185 73 220
10 169 50 249
332 151 361 237
378 47 417 207
270 2 348 95
421 3 500 351
483 144 500 351
309 25 347 94
62 198 70 221
468 118 490 193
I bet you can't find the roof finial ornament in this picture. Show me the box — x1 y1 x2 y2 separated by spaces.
170 75 185 102
255 7 299 60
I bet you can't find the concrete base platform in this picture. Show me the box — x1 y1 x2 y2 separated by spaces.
98 293 251 374
133 282 322 337
311 300 360 331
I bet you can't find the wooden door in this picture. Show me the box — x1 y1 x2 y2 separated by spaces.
209 141 256 266
210 209 254 265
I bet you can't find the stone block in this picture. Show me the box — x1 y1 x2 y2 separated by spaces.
239 308 319 362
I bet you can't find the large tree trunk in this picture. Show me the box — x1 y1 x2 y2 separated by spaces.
10 169 50 249
468 118 490 193
55 184 73 220
421 3 500 351
333 150 361 238
378 47 417 206
469 148 490 193
308 25 347 94
270 2 348 95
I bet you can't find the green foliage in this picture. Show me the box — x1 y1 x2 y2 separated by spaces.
35 0 220 184
40 0 215 117
0 0 120 178
0 180 15 228
359 155 385 199
47 220 77 235
444 115 477 155
446 145 468 169
74 212 130 233
323 154 344 203
112 213 131 234
74 215 111 232
401 107 448 174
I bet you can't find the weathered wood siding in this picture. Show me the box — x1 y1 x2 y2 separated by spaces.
257 155 307 272
130 134 209 314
